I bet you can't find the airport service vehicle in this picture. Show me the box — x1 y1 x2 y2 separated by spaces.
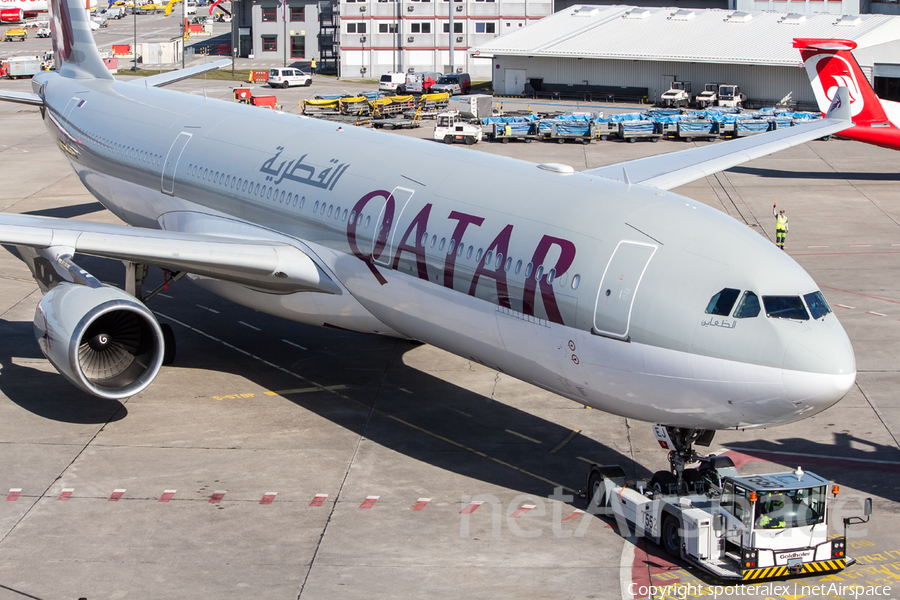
452 94 492 120
660 81 691 108
0 0 858 471
587 428 870 581
5 55 39 77
36 25 49 36
4 26 26 40
267 67 311 88
431 73 470 96
405 70 440 94
695 83 719 109
105 5 124 17
796 38 900 151
433 111 482 144
717 84 746 108
379 71 406 93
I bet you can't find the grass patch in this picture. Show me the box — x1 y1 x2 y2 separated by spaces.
119 66 255 81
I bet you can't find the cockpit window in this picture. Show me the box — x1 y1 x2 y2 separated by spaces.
705 288 740 316
804 291 832 320
762 296 810 320
734 291 761 318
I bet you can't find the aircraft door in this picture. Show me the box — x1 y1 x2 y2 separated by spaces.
372 186 414 267
593 241 656 340
161 132 192 196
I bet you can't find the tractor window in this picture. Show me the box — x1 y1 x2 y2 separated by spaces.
755 487 825 529
705 288 740 316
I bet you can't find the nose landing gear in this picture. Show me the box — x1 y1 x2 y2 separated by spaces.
652 426 716 492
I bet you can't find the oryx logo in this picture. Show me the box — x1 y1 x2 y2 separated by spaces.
828 93 842 113
805 53 864 117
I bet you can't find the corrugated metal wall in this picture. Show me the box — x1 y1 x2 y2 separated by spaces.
493 56 816 106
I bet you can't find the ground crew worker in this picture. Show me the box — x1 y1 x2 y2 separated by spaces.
504 123 512 138
756 494 787 529
774 203 788 250
310 58 317 75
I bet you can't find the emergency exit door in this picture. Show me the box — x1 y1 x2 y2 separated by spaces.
161 132 192 196
593 241 656 340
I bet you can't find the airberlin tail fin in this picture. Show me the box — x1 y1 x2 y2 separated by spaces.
49 0 114 80
794 38 886 124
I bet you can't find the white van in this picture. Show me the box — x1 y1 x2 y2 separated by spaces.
268 68 312 88
379 71 406 94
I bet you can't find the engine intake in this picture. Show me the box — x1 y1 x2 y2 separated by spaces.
34 283 165 399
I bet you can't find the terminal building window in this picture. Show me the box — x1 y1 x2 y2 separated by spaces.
347 22 366 33
379 23 398 33
261 6 277 21
290 6 304 20
262 35 278 51
410 22 430 33
443 22 463 33
475 22 495 33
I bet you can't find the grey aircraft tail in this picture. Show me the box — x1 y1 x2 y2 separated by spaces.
49 0 114 81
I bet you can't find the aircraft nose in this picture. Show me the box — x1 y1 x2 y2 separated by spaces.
781 318 856 415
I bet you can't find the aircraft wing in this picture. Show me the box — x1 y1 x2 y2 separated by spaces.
583 86 853 191
132 59 232 88
0 213 342 295
0 90 44 106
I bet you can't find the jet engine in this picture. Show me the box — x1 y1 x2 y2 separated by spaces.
0 9 24 22
33 283 165 399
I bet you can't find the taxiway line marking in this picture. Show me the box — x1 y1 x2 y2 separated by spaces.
282 339 307 350
57 489 73 501
410 498 431 511
6 489 21 502
158 312 577 494
260 492 277 505
550 429 580 453
835 304 854 309
158 490 176 503
506 429 541 444
263 385 346 396
561 508 585 522
509 503 536 518
459 500 483 514
866 311 886 317
807 245 829 248
108 489 126 502
309 494 328 507
196 305 219 313
821 286 900 306
359 496 379 509
239 321 261 331
575 456 596 465
849 244 871 247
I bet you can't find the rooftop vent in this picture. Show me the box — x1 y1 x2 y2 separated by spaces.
669 9 696 20
725 11 752 23
780 13 807 24
623 7 651 19
835 14 861 25
573 6 600 16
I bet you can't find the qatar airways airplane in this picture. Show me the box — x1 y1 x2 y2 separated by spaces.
0 0 47 23
797 37 900 151
0 0 856 476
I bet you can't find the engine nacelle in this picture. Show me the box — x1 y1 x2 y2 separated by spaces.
0 8 24 22
34 283 165 399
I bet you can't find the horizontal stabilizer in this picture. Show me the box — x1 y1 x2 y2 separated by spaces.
133 59 232 88
0 90 44 106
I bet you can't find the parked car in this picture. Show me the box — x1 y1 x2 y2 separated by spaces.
268 67 311 88
431 73 471 96
379 71 407 94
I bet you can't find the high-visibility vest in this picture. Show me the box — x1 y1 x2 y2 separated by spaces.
776 214 787 231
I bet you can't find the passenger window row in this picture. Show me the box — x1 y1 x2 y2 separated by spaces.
705 288 832 321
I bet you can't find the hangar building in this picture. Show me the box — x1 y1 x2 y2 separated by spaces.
471 5 900 106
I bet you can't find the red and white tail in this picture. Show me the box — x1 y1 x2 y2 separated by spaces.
794 38 887 124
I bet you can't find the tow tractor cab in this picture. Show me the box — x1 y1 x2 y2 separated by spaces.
696 83 719 108
718 84 747 108
660 81 692 108
433 111 483 145
588 455 871 581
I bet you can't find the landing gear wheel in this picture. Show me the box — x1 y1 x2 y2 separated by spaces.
161 323 176 366
649 471 677 495
587 470 607 510
444 135 454 145
662 515 681 558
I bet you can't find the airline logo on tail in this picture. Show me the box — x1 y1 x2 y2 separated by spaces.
803 52 865 117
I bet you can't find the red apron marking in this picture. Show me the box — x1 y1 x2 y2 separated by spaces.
260 492 277 505
561 508 585 522
410 498 431 511
309 493 328 507
158 490 176 503
6 489 21 502
509 503 536 518
459 500 484 514
359 495 379 509
209 491 227 504
57 489 74 501
109 489 126 501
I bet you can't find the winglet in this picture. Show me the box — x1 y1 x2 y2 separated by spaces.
825 85 851 122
